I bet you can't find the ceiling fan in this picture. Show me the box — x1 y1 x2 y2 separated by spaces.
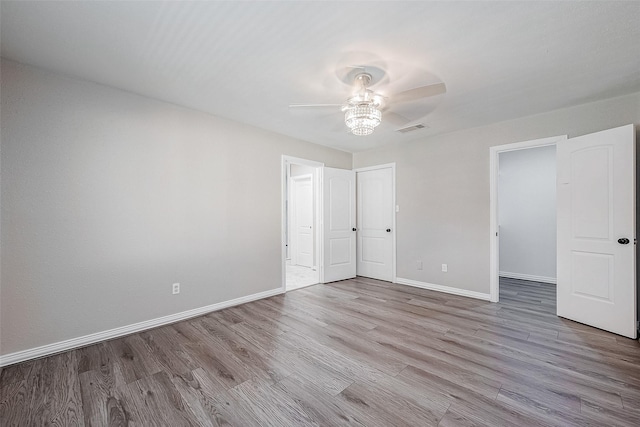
289 68 446 136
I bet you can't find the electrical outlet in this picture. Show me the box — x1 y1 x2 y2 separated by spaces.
417 260 423 270
441 264 448 272
172 283 180 294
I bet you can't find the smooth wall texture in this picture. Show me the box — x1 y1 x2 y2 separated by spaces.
0 60 351 356
354 92 640 295
498 145 557 282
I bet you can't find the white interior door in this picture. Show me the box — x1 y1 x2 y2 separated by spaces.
357 166 394 281
292 175 313 268
323 167 356 283
557 124 636 338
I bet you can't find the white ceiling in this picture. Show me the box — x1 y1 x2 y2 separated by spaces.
2 1 639 153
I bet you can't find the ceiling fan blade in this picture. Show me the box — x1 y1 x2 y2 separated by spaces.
289 104 343 109
390 82 446 105
383 111 411 127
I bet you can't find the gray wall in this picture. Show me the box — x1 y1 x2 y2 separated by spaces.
290 164 314 177
499 145 557 282
354 92 640 295
0 59 351 356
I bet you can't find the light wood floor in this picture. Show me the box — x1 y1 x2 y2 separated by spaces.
2 277 640 426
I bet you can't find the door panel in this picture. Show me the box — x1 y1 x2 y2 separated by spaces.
292 176 313 267
323 167 356 282
557 124 636 338
357 167 394 281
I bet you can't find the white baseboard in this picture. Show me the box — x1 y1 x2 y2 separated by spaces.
395 277 491 301
0 287 284 367
286 281 318 292
499 271 557 284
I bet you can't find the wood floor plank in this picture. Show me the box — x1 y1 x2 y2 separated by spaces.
27 351 84 426
0 380 32 426
77 342 113 375
78 365 127 427
195 316 293 385
439 328 627 408
0 359 34 388
138 326 200 378
366 326 502 400
107 334 162 387
337 380 445 427
228 377 320 427
580 397 640 426
282 320 408 376
180 341 250 391
397 364 551 427
274 373 374 426
168 368 228 427
3 277 640 426
438 407 491 427
114 371 195 426
444 327 640 398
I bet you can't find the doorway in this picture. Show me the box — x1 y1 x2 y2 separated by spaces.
490 135 566 302
491 126 637 338
498 145 557 278
496 144 557 310
282 156 322 291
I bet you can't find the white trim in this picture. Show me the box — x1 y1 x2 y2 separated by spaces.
354 163 397 283
489 135 567 302
281 156 324 291
499 271 557 284
282 156 324 168
396 277 491 301
0 287 283 367
283 281 318 292
354 162 396 173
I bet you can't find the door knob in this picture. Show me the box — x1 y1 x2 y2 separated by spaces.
618 238 630 244
352 228 357 231
386 229 391 232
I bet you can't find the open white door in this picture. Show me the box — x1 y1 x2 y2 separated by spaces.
357 166 395 281
557 124 636 338
322 167 356 283
291 175 313 268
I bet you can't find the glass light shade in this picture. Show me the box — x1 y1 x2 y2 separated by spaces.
344 104 382 136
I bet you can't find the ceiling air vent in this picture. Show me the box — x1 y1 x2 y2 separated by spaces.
396 123 428 133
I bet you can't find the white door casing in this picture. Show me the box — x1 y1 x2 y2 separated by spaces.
356 165 395 282
322 167 356 283
281 156 324 291
490 135 567 302
557 124 636 338
291 175 313 268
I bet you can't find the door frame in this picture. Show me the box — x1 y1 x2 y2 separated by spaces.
289 173 313 267
489 136 567 302
354 163 397 283
281 156 324 292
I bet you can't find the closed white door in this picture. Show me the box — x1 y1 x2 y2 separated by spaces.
357 166 394 281
323 167 356 283
557 124 636 338
292 175 313 268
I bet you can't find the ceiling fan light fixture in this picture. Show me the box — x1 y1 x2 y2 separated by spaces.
344 103 381 136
